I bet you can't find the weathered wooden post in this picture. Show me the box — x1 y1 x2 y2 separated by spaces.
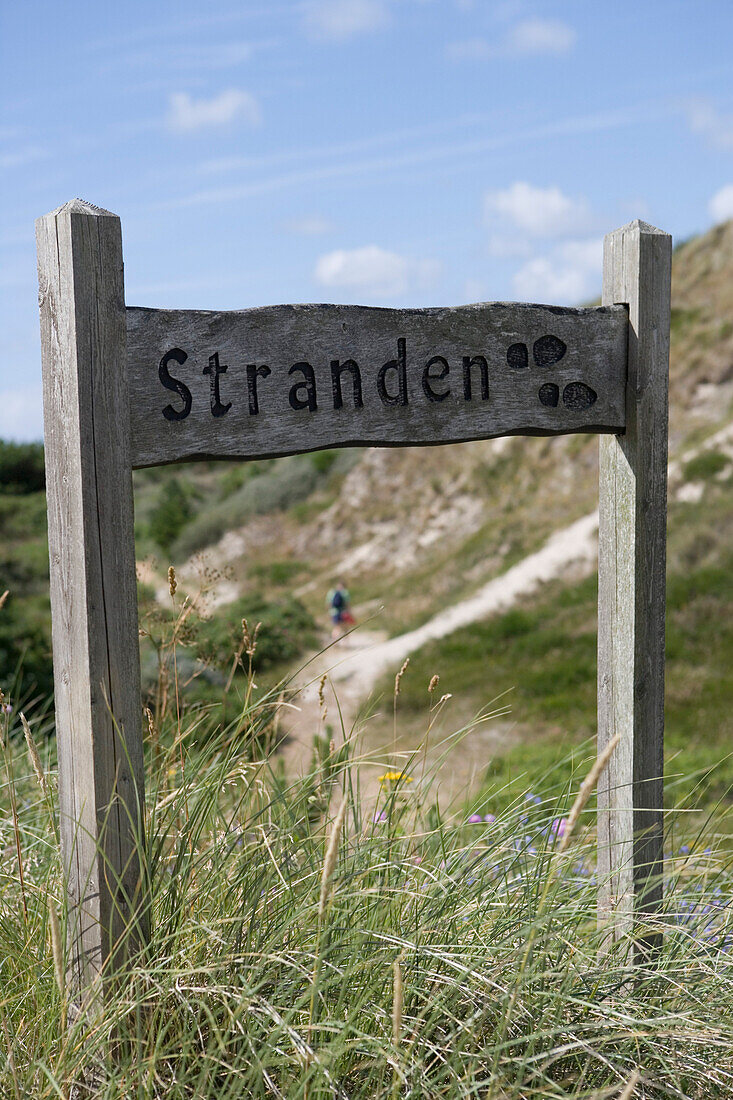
36 200 147 1010
598 221 672 958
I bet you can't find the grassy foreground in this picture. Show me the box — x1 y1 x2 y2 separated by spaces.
2 653 733 1098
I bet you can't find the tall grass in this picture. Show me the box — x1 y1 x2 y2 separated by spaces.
1 650 733 1096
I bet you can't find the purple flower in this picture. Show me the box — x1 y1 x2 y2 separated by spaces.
467 814 483 825
373 810 387 824
549 817 568 840
483 814 496 824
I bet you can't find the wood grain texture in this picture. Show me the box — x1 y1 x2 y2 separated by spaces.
36 199 147 1008
597 220 671 959
126 302 628 468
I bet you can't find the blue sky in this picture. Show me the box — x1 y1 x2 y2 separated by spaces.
2 0 733 440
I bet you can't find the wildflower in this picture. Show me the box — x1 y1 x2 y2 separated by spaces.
549 817 568 840
378 771 413 785
373 810 387 824
467 814 483 825
483 813 496 824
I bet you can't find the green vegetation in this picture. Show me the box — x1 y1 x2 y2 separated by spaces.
195 594 317 674
3 649 733 1095
0 439 45 494
683 449 730 482
148 475 195 553
670 305 702 337
380 549 733 815
0 442 52 701
137 585 317 728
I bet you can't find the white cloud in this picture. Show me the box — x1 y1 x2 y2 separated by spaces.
512 238 602 304
314 245 438 298
167 89 261 132
0 386 43 442
685 98 733 151
505 18 576 55
286 215 335 236
485 182 588 238
302 0 389 41
709 184 733 224
448 17 575 62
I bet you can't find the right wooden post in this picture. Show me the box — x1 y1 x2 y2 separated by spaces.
598 220 672 959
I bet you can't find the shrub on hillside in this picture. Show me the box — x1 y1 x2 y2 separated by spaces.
0 441 45 494
683 449 729 482
148 477 194 553
172 457 321 559
195 594 317 673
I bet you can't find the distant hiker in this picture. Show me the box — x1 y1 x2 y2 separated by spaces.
327 580 355 640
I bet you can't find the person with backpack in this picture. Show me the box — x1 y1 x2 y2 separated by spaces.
327 580 355 640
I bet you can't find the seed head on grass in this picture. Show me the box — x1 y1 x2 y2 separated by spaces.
428 674 439 695
318 798 348 920
21 712 47 797
168 565 177 598
394 658 410 698
242 617 261 658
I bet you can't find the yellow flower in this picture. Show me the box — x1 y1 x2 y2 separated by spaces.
378 771 413 785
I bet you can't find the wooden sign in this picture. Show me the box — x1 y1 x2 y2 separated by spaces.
36 199 671 1010
126 303 628 467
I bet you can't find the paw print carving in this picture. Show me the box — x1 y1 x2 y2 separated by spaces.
506 334 597 410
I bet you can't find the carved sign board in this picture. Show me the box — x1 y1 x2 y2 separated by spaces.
126 302 628 468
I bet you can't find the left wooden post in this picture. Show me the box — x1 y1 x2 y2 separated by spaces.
36 200 147 1011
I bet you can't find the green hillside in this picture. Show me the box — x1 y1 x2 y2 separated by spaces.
2 220 733 798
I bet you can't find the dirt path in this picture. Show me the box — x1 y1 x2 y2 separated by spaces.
279 511 599 802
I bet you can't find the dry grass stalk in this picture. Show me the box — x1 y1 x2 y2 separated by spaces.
617 1068 640 1099
0 1015 20 1100
21 712 47 797
0 589 8 610
391 953 404 1098
145 707 155 738
318 798 348 920
48 896 67 1029
392 955 403 1046
557 732 621 854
